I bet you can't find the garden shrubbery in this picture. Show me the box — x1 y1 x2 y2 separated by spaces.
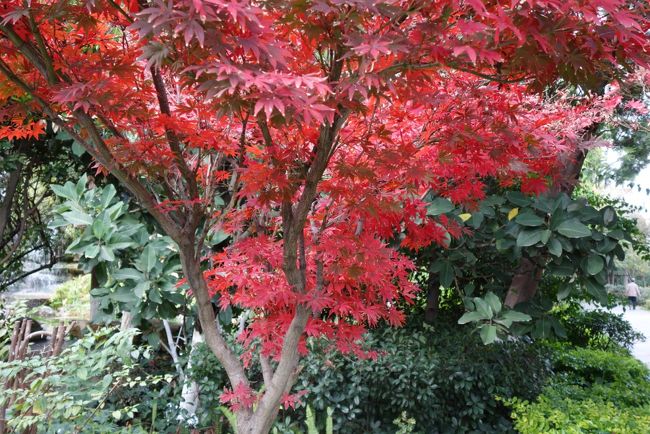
560 307 644 350
507 345 650 433
288 317 551 434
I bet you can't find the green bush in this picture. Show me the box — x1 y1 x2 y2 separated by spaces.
560 308 644 350
49 274 91 318
0 327 154 433
507 346 650 433
508 395 650 434
293 318 551 433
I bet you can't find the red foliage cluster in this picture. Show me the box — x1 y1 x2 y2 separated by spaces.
1 0 648 417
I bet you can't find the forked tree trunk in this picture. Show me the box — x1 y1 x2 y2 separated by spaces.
178 244 308 434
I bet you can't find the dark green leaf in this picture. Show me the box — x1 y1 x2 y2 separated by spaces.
556 219 591 238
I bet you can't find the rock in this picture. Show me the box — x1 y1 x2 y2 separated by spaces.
35 305 56 318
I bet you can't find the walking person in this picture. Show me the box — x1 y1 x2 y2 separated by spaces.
626 278 641 310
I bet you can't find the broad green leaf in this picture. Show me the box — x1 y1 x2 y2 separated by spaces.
99 246 115 262
75 173 88 196
112 268 143 281
439 261 455 288
540 229 551 244
500 310 531 322
585 255 604 276
556 219 591 238
557 284 572 300
84 244 100 259
100 184 117 209
584 278 608 305
484 292 502 315
516 229 544 247
479 325 497 345
474 298 493 320
71 140 86 157
62 210 93 226
92 218 107 239
148 288 162 304
426 197 454 216
506 191 530 207
141 245 157 273
608 229 625 240
51 183 77 201
602 206 617 226
111 288 138 303
515 212 544 227
458 311 486 324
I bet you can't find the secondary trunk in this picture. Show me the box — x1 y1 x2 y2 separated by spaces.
504 148 587 307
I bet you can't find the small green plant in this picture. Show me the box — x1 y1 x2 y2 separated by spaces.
393 411 417 434
457 291 532 344
50 274 91 318
305 405 333 434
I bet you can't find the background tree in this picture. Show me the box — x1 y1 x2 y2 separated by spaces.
0 122 84 290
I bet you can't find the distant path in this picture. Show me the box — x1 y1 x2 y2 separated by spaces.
610 305 650 367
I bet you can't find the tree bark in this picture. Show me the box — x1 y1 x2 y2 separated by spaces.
504 148 588 307
424 273 440 323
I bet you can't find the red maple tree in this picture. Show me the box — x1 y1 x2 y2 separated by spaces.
1 1 648 431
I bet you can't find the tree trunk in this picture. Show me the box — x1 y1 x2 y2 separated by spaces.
89 268 100 322
424 273 440 323
504 148 588 307
178 329 202 425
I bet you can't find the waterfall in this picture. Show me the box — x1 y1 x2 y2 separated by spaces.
4 250 72 299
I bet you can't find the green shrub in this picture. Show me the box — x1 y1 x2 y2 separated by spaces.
507 346 650 433
508 395 650 434
0 327 153 433
560 308 644 350
49 274 91 318
293 318 551 433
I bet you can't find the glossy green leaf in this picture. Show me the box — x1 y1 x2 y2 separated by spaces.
426 197 454 216
584 255 604 275
556 219 591 238
515 212 545 227
516 229 544 247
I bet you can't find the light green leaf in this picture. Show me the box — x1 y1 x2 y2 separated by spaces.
426 198 454 216
141 245 157 273
484 292 502 315
99 246 115 262
62 210 93 226
474 298 493 320
500 310 531 322
112 268 142 281
479 325 497 345
458 311 486 324
84 244 100 259
602 206 617 226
